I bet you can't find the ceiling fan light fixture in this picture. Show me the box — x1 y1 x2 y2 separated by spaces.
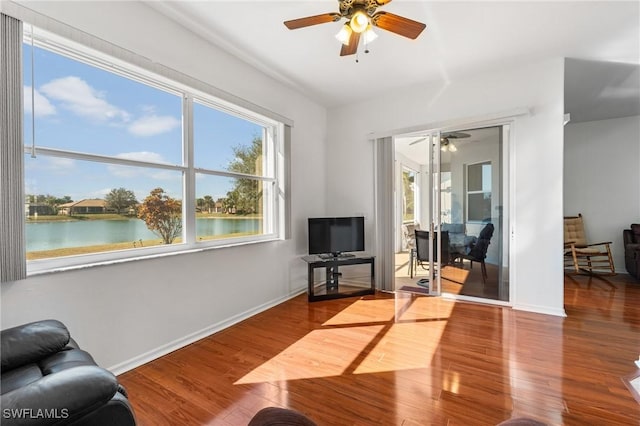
350 10 369 33
335 24 353 45
440 140 458 152
363 24 378 44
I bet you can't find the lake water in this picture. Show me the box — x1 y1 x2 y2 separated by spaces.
26 218 261 251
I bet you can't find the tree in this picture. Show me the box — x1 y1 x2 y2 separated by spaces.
54 196 72 205
105 187 138 214
227 136 262 215
203 195 213 214
137 188 182 244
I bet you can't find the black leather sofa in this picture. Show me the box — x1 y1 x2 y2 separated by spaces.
624 224 640 280
248 407 547 425
1 320 136 425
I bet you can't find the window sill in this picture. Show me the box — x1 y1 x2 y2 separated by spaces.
27 236 281 277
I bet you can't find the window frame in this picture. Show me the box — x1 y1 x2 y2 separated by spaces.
465 161 492 223
23 26 286 275
401 166 418 224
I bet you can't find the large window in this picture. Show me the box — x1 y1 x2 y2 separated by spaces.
22 27 285 273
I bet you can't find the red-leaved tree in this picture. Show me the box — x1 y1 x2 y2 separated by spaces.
137 188 182 244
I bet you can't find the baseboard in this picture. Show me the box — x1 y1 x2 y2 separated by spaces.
108 287 307 375
512 303 567 317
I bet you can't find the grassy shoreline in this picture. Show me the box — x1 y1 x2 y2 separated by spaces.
26 213 262 223
26 231 260 260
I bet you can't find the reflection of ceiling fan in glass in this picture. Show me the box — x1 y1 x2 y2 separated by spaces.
408 132 471 152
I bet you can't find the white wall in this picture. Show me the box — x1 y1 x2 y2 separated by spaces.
0 1 327 371
449 135 501 264
326 59 566 316
564 115 640 271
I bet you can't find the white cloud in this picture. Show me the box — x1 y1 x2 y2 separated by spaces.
23 86 56 117
47 157 76 169
89 188 111 199
128 114 181 137
40 76 130 123
24 156 75 174
115 151 168 163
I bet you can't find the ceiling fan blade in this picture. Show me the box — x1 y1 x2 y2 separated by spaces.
409 137 427 146
340 31 361 56
443 132 471 139
372 11 426 39
284 13 340 30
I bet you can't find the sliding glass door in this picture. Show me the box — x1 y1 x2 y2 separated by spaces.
393 126 509 302
393 132 442 296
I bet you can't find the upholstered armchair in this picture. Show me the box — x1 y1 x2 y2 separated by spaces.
623 224 640 280
458 223 494 284
0 320 136 425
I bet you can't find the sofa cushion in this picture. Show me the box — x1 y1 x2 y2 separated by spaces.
1 366 119 425
1 364 43 395
249 407 317 426
625 243 640 253
564 217 587 246
497 418 546 426
39 349 97 375
1 320 70 371
632 224 640 241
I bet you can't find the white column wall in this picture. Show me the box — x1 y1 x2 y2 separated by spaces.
0 1 327 371
326 59 566 316
564 115 640 272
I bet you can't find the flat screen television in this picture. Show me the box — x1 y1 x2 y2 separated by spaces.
308 216 365 258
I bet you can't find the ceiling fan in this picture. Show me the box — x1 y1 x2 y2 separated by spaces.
283 0 426 57
408 132 471 152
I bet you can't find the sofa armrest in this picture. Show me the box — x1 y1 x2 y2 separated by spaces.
0 366 118 426
626 243 640 252
1 320 70 371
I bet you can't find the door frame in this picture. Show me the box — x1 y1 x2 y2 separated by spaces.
374 110 526 306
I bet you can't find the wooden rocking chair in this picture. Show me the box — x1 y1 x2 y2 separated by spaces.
564 214 615 275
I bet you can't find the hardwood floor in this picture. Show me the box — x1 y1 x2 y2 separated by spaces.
119 274 640 425
394 251 506 300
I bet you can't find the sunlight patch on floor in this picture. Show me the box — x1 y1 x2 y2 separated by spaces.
397 296 455 321
354 321 447 374
234 325 384 384
322 298 409 326
236 296 456 384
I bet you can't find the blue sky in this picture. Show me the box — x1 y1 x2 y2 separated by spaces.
23 44 262 203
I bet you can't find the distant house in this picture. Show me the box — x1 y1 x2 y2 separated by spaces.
59 199 109 215
25 203 56 216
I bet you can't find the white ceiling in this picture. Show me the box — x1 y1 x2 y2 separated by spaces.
149 1 640 110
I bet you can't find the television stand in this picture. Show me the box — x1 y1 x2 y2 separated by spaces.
318 252 355 260
301 254 375 302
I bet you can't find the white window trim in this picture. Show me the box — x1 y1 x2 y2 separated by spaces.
465 160 492 223
401 166 418 225
23 25 288 275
